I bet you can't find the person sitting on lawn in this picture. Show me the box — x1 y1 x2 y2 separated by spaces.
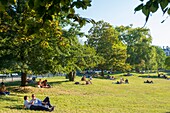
37 79 42 88
24 96 54 112
30 94 53 108
41 80 51 88
81 75 86 81
120 78 124 84
89 76 92 80
158 74 161 78
0 82 10 95
125 79 129 84
110 76 115 80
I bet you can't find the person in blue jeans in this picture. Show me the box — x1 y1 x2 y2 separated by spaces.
0 82 10 95
24 96 54 112
30 94 53 108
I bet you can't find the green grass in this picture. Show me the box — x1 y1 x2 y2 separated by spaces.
0 73 170 113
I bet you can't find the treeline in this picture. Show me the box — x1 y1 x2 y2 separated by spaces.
0 0 169 86
85 21 167 75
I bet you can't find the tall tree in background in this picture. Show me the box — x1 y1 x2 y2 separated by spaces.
154 46 166 71
116 25 155 72
165 56 170 70
86 21 128 76
60 21 101 81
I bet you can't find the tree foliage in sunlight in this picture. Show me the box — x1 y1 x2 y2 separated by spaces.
165 56 170 70
116 25 166 72
0 0 94 85
135 0 170 23
60 21 102 81
86 21 129 76
0 0 94 27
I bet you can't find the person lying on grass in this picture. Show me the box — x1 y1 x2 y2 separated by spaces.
144 80 153 84
24 96 54 112
30 94 54 108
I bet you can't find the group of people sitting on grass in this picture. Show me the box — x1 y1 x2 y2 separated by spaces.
158 74 168 79
115 78 129 84
37 79 51 88
106 75 115 80
75 75 92 85
81 75 92 85
0 82 10 95
24 94 55 112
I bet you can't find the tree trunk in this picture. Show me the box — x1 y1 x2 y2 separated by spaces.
21 72 27 86
101 69 104 77
68 71 76 81
135 68 140 73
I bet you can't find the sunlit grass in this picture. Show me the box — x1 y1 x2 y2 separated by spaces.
0 73 170 113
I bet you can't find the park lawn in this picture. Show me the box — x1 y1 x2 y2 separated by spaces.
0 73 170 113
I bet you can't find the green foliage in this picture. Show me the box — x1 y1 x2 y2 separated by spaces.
0 0 94 27
60 21 101 73
0 0 94 84
154 46 166 69
116 25 163 72
165 56 170 69
135 0 170 23
86 21 128 72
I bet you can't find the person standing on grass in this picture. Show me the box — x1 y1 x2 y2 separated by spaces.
30 94 53 108
24 96 54 112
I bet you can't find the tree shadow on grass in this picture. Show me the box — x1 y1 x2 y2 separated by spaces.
48 80 70 85
5 105 23 110
138 75 165 79
0 96 17 102
9 86 35 93
166 73 170 76
5 81 21 87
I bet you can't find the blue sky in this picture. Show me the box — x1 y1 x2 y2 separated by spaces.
76 0 170 47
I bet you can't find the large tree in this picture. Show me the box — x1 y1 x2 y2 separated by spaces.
86 21 128 76
116 25 156 72
0 0 93 86
60 21 102 81
116 25 167 72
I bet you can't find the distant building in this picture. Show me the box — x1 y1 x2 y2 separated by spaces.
163 46 170 56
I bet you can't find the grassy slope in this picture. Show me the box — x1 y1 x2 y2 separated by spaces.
0 73 170 113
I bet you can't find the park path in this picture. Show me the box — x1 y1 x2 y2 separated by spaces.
0 77 21 82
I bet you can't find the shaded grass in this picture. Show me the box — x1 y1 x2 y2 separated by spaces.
0 74 170 113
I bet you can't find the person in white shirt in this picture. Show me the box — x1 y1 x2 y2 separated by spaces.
30 94 53 108
24 96 54 112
